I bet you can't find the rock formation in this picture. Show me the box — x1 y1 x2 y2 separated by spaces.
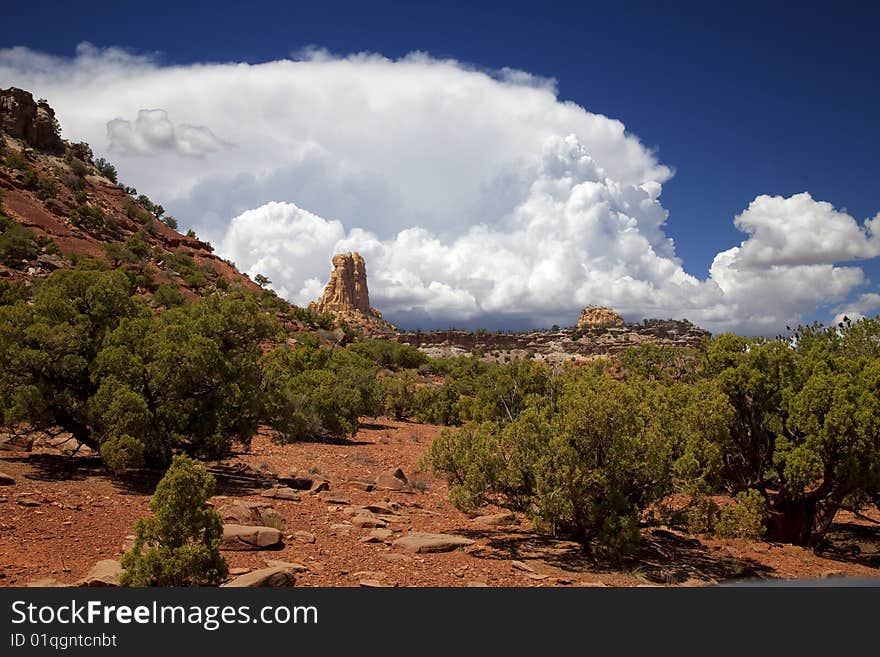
577 305 625 328
0 87 64 152
310 252 395 331
312 252 374 314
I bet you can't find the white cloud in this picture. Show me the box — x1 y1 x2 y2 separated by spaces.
1 43 878 334
831 293 880 324
107 109 229 157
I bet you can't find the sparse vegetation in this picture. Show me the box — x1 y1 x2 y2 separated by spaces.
121 455 227 586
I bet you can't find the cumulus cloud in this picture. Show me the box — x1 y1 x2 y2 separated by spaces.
1 43 878 334
107 109 229 157
832 293 880 324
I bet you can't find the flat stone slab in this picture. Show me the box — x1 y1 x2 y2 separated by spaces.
471 512 517 527
221 524 283 550
222 565 296 587
265 560 309 572
0 472 15 485
318 491 350 505
78 560 122 587
261 486 301 501
392 532 475 554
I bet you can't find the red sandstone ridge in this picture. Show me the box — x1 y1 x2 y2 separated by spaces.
309 252 396 331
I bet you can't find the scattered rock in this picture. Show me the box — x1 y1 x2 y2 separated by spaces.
369 528 393 541
277 476 315 490
466 581 489 587
363 502 399 515
260 486 301 501
392 532 475 553
359 579 394 587
308 480 330 494
0 432 34 452
265 560 309 572
220 524 284 551
0 472 15 486
222 565 296 588
294 530 317 544
27 578 66 587
352 514 387 529
329 523 353 535
376 467 408 490
471 512 516 527
216 501 287 531
17 497 40 507
347 480 375 492
121 534 136 552
318 491 350 505
511 560 536 573
78 560 122 587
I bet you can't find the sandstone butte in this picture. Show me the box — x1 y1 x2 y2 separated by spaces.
577 305 625 328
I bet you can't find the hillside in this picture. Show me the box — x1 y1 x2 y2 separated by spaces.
0 87 262 305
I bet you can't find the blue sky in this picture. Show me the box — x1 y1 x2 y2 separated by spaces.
3 1 879 332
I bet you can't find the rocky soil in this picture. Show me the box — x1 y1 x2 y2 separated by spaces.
1 419 878 587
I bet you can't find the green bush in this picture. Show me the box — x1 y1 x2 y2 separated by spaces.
101 434 146 473
348 339 428 370
93 157 117 183
121 455 227 586
154 283 186 309
0 216 39 266
715 490 768 540
380 371 417 419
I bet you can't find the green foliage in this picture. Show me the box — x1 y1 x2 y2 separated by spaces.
261 344 379 442
125 232 151 259
162 216 178 230
254 273 271 288
412 381 461 425
121 455 227 586
380 371 417 419
22 168 58 200
185 229 196 238
101 434 146 473
348 339 429 370
154 283 186 309
0 215 39 267
715 489 768 540
68 203 107 230
69 158 89 178
424 363 733 557
4 151 28 170
93 157 118 183
164 249 207 289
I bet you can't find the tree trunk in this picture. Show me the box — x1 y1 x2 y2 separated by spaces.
765 489 845 547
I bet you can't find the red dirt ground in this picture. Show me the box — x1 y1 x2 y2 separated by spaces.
1 419 878 587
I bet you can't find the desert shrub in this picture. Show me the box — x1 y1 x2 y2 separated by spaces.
424 366 732 557
93 157 117 183
121 455 227 586
69 158 89 178
0 280 29 306
154 283 186 308
261 344 379 442
348 339 428 370
715 490 768 540
100 434 146 473
412 381 461 425
380 371 417 419
162 216 178 230
68 203 107 230
4 151 28 170
0 215 39 266
185 229 196 238
74 190 88 204
22 169 58 200
103 243 138 267
165 249 207 289
125 232 151 259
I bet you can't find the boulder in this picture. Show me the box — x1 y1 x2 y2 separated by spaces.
392 532 475 554
265 560 309 572
293 530 316 544
277 476 315 490
352 514 387 529
260 485 301 501
317 491 350 505
0 432 34 452
216 501 287 531
308 480 330 494
222 565 296 588
221 524 283 551
78 560 122 587
471 512 517 528
0 88 64 152
376 467 408 491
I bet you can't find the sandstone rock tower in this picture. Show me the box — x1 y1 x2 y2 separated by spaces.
312 252 373 315
577 305 625 328
310 252 395 332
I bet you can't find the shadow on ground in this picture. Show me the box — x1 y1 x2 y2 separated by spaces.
461 526 775 584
